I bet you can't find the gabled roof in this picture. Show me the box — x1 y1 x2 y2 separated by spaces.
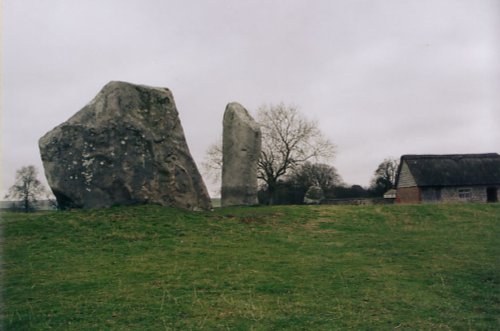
383 189 397 198
396 153 500 187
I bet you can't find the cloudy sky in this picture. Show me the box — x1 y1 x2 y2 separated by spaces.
2 0 499 197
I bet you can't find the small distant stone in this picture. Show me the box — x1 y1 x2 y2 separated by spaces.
304 186 324 205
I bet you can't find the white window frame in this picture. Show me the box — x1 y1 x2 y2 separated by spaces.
458 188 472 200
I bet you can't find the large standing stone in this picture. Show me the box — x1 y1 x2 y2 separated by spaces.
39 81 212 210
221 102 261 206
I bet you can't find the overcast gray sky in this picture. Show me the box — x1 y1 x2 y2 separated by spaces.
2 0 500 197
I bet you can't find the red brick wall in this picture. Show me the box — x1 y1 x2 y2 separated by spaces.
396 187 421 204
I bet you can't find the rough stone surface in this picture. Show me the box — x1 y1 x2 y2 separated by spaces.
39 81 212 210
221 102 261 206
304 185 324 205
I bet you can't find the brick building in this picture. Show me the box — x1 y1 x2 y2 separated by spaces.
395 153 500 204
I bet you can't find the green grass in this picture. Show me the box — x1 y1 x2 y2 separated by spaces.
1 203 499 330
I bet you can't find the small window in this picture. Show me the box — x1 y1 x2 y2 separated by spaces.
458 188 471 200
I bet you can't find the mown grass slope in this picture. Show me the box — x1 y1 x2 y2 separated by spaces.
2 203 499 330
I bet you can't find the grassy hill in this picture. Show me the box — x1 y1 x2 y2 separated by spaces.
2 204 499 330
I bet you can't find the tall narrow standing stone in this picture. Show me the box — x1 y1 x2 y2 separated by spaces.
221 102 261 206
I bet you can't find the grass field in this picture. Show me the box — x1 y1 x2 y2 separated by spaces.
1 203 499 330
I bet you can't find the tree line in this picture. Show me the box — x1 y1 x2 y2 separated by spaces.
203 103 399 205
6 104 399 211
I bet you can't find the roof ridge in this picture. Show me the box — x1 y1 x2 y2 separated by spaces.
402 153 499 160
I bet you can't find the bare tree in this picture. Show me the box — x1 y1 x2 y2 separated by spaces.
5 165 47 212
203 103 335 204
288 162 342 193
369 157 399 196
201 142 223 185
257 104 335 203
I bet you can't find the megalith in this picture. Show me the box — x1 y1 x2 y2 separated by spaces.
304 185 324 205
39 81 212 210
221 102 261 206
